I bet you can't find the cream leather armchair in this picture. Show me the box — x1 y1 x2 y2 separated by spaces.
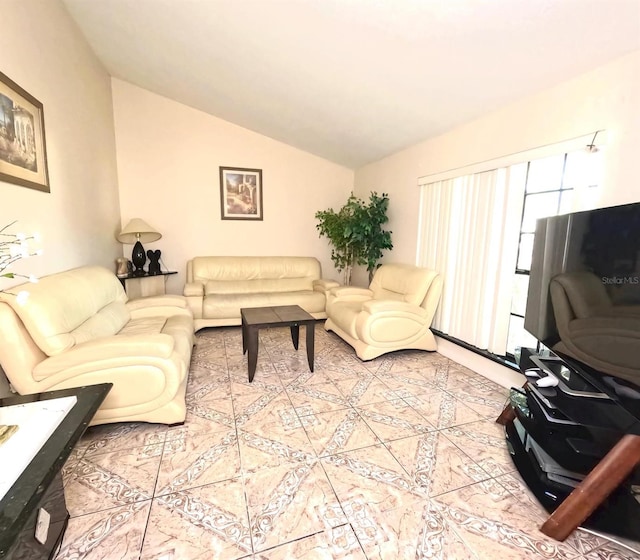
549 270 640 384
324 264 442 360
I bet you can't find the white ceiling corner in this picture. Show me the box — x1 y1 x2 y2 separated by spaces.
61 0 640 169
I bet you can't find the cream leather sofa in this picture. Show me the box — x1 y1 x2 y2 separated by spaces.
0 266 195 426
184 256 338 330
325 263 442 360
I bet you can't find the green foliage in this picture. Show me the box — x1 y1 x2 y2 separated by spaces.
315 192 393 283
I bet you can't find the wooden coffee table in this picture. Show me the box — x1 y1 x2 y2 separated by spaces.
240 305 316 382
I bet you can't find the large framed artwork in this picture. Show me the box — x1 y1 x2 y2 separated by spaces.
0 72 50 193
219 166 263 220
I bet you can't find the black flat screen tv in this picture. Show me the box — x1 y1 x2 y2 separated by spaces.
524 201 640 388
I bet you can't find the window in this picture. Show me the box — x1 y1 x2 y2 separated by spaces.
507 150 603 357
417 135 603 365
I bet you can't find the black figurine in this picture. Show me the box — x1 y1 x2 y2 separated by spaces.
147 249 161 275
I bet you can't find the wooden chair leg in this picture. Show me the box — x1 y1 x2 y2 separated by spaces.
540 434 640 541
496 404 516 425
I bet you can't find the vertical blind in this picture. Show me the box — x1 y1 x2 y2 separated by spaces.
417 164 527 355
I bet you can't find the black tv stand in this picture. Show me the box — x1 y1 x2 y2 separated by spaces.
499 348 640 542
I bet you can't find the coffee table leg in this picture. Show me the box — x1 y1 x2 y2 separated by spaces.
306 322 315 372
242 317 247 355
247 326 259 382
290 324 300 350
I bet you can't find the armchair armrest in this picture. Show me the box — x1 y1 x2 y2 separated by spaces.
313 279 340 293
362 300 428 318
33 333 175 380
127 295 192 320
330 286 374 300
183 281 204 319
127 295 188 311
183 282 204 297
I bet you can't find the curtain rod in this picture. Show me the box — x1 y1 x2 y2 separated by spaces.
417 130 605 185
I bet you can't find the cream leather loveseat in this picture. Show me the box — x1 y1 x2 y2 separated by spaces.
184 256 338 330
0 266 194 426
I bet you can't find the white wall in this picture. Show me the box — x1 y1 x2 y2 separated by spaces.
353 50 640 385
355 50 640 273
112 80 353 294
0 0 121 283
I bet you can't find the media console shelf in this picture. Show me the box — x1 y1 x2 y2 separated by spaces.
499 348 640 543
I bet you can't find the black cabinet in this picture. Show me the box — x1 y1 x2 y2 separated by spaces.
503 348 640 541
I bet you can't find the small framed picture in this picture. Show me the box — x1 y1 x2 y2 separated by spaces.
0 71 50 193
219 166 263 221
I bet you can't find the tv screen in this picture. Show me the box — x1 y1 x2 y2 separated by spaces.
524 201 640 387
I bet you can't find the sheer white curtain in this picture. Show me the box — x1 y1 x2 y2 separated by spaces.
417 165 527 355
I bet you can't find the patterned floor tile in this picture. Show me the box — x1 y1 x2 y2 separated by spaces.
253 524 367 559
141 478 252 559
301 408 381 456
232 388 292 428
65 443 163 516
404 389 484 429
78 421 167 456
156 430 240 495
56 501 151 560
385 431 490 497
434 478 581 559
442 419 516 477
375 368 439 399
245 462 343 552
357 398 435 442
584 541 640 559
354 498 479 560
322 443 421 510
286 368 337 387
446 381 511 418
165 407 234 442
237 427 317 472
334 376 396 406
286 381 350 415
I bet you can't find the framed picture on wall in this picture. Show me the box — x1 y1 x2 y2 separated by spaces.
219 166 263 220
0 71 50 193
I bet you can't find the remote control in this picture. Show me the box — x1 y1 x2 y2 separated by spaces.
535 376 559 388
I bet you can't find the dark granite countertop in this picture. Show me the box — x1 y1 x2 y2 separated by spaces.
0 384 111 557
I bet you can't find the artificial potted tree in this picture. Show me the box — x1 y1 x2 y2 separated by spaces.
315 192 393 285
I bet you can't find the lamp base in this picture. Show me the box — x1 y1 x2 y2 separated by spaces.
131 241 146 276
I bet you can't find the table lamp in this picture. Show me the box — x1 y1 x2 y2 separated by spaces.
116 218 162 276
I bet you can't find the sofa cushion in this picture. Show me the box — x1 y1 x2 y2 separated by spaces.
203 291 325 319
205 277 313 295
72 301 130 345
1 266 128 356
192 256 321 284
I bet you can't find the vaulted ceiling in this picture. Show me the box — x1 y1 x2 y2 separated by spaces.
62 0 640 168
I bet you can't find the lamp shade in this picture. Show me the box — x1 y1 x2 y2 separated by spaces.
116 218 162 244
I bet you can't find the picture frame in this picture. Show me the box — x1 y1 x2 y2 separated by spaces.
0 71 50 193
219 166 263 221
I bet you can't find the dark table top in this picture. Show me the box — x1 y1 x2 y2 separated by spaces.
241 305 315 327
0 384 111 555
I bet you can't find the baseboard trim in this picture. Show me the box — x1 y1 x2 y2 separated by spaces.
434 334 524 389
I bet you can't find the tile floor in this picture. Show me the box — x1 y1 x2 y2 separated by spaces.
55 326 640 559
